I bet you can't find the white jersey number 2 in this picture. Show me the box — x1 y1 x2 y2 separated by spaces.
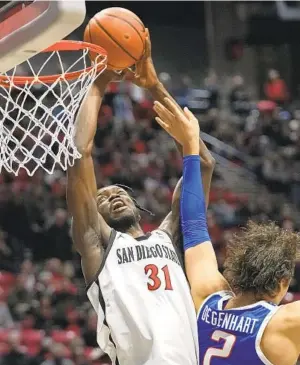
203 330 236 365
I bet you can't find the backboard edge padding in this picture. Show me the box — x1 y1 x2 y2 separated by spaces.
0 1 86 73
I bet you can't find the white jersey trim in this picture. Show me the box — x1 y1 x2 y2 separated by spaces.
196 290 233 319
86 229 118 291
153 228 173 242
255 305 279 365
87 281 118 364
217 295 276 312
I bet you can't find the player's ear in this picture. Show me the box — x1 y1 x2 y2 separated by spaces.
280 277 290 290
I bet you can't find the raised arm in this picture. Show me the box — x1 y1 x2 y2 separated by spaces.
67 71 118 285
154 99 229 311
153 100 214 241
131 30 215 238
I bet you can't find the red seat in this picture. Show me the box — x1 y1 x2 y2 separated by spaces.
0 272 16 287
0 342 9 355
65 324 80 336
0 329 10 343
26 344 41 356
84 347 93 358
21 329 44 346
51 330 76 344
0 287 10 301
64 348 72 358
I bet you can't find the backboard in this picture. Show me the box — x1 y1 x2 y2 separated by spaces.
276 1 300 20
0 0 86 73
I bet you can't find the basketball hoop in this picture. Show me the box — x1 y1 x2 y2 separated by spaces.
0 40 107 176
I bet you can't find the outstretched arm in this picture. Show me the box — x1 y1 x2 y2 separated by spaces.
180 153 229 311
153 99 214 240
131 30 215 239
150 80 215 210
67 72 117 285
154 99 229 311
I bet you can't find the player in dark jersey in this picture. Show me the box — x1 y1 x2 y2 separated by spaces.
154 97 300 365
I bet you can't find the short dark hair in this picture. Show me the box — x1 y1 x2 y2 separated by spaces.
224 221 300 298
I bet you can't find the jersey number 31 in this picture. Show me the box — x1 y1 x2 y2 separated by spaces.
144 264 173 291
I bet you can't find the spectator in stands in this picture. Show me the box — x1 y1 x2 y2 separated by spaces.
44 209 73 262
19 260 35 292
82 310 97 348
291 160 300 208
69 337 90 365
7 274 33 321
229 75 251 117
29 337 52 365
212 198 237 228
0 302 14 329
1 190 31 247
158 72 172 91
0 230 15 272
204 70 220 109
33 295 54 331
264 68 289 106
173 74 191 107
40 343 73 365
0 331 29 365
112 81 135 134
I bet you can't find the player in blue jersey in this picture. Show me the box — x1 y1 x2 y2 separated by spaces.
154 97 300 365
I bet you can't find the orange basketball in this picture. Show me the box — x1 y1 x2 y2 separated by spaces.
84 7 146 70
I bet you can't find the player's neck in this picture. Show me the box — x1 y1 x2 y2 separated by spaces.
227 292 277 309
125 224 144 238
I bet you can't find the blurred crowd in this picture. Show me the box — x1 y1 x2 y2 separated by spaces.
1 66 300 364
202 68 300 208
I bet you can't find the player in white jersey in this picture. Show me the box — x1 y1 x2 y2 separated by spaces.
66 32 215 365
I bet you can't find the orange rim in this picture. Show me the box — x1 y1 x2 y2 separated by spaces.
0 40 107 87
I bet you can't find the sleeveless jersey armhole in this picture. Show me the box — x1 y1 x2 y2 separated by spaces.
157 228 173 242
86 229 117 291
255 305 279 365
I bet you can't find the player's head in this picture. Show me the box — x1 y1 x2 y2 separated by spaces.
224 221 300 303
96 185 141 233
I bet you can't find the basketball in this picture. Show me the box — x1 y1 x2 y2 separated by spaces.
84 7 146 70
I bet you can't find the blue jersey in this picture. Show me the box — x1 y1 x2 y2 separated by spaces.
197 291 279 365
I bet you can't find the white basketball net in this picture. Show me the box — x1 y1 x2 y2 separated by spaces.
0 48 107 176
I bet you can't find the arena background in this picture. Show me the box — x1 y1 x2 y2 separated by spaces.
1 1 300 364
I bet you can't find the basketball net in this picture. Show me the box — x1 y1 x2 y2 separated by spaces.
0 42 107 176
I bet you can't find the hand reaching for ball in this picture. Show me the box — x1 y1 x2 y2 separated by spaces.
153 97 200 155
94 69 126 91
84 7 159 89
130 29 160 90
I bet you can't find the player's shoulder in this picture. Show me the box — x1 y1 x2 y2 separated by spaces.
278 300 300 326
268 301 300 335
264 301 300 352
